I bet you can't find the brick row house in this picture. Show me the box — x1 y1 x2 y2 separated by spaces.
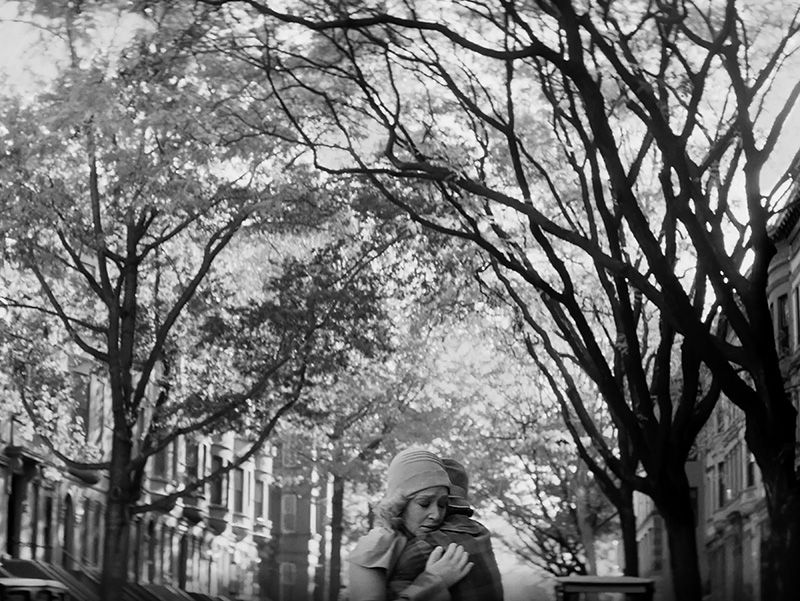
0 363 328 600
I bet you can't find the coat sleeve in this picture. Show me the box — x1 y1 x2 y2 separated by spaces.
349 562 390 601
347 529 451 601
393 571 450 601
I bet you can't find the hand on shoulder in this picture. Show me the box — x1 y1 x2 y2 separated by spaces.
423 542 474 588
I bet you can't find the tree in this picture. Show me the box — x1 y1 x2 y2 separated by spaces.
305 348 442 601
0 3 392 597
279 229 490 601
421 303 623 577
482 426 618 577
202 1 800 599
490 270 717 581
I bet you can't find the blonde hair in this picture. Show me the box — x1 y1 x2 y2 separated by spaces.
376 491 409 531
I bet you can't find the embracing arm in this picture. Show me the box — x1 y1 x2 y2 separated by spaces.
393 572 450 601
347 529 471 601
349 562 450 601
349 563 390 601
392 544 473 601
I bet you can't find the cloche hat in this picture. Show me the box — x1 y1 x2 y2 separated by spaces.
386 448 450 498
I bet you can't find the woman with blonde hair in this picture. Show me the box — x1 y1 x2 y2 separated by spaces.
348 448 473 600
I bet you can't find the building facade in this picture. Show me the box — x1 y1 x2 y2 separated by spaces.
699 195 800 601
698 400 767 601
633 194 800 601
0 363 327 601
264 434 328 601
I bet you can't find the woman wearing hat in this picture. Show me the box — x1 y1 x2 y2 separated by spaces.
348 448 474 600
386 458 504 601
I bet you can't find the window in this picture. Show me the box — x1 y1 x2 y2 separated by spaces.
279 561 297 584
147 521 156 582
281 494 297 533
153 446 169 477
93 503 103 564
778 294 790 353
705 468 714 517
281 436 298 467
178 533 188 589
233 468 245 514
746 453 756 487
210 456 227 506
185 441 199 479
43 496 53 562
81 499 91 564
268 485 281 524
717 462 725 508
724 455 732 502
279 562 297 601
160 526 168 580
254 480 265 519
63 495 75 569
652 516 663 571
30 482 39 560
795 392 800 447
165 527 174 582
172 442 181 481
731 443 743 496
794 287 800 348
131 520 142 582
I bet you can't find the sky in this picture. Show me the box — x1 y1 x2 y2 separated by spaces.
0 1 149 96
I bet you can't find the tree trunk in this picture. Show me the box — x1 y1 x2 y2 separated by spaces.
574 464 597 574
654 470 702 601
593 464 639 576
761 489 800 601
750 421 800 601
618 484 639 577
100 430 134 598
314 472 329 601
328 474 345 601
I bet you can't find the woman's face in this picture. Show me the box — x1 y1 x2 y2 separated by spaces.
401 485 449 536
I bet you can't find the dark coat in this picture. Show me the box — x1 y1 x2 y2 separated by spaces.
389 514 504 601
